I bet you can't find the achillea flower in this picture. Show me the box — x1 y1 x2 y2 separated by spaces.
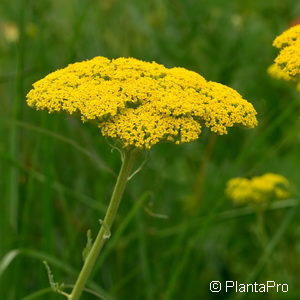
27 56 257 149
26 57 259 299
272 25 300 79
226 173 291 205
274 41 300 78
273 24 300 49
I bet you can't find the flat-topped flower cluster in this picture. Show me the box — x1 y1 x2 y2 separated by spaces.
226 173 291 205
27 57 257 149
270 25 300 87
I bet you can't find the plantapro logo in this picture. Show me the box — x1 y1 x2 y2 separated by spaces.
210 280 288 293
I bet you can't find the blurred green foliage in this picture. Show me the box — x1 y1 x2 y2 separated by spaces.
1 0 300 299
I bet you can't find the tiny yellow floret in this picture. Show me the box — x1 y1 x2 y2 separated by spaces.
226 173 291 205
26 56 258 149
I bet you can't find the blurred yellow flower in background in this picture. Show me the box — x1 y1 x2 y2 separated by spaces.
267 63 300 91
267 63 294 82
272 25 300 80
226 173 291 205
26 56 257 149
1 21 19 43
275 42 300 78
273 24 300 49
0 21 37 45
25 23 38 38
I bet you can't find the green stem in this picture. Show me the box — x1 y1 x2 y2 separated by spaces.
68 149 136 300
255 207 268 247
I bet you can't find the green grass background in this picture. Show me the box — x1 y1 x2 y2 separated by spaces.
1 0 300 299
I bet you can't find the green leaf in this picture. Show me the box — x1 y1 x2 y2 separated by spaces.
82 229 93 261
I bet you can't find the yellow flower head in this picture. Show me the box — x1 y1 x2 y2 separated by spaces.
272 25 300 80
26 57 257 149
273 24 300 49
274 41 300 78
226 173 291 205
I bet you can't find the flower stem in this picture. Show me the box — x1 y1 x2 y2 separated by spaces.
68 149 136 300
255 208 268 247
